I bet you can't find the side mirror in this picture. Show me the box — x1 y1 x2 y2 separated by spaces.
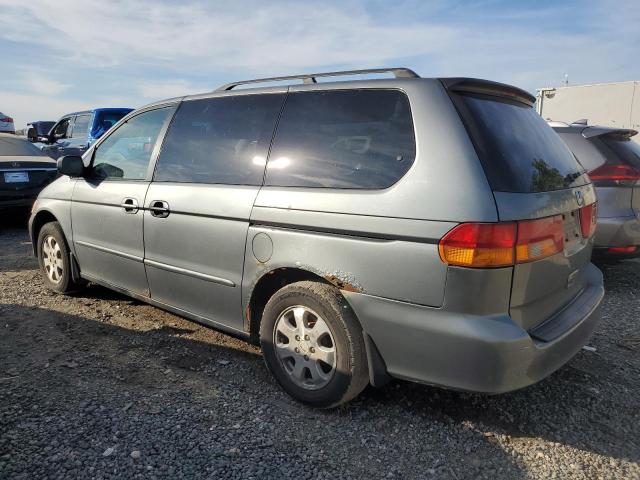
57 155 84 177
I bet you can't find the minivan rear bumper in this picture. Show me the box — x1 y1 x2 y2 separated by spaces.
593 215 640 257
344 263 604 393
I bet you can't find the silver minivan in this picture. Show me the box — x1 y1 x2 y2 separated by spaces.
550 121 640 259
29 69 604 407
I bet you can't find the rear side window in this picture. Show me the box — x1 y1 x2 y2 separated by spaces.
455 94 589 192
590 135 640 169
264 89 415 189
154 94 285 185
71 114 91 139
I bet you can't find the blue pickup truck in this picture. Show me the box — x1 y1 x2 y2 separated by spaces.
39 107 133 159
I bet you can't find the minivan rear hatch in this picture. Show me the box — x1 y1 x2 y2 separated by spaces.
443 78 597 332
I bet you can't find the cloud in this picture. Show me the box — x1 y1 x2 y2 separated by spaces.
0 0 638 128
23 75 72 96
0 0 454 72
0 91 90 129
139 80 205 101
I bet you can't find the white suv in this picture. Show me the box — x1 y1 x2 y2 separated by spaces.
0 112 15 134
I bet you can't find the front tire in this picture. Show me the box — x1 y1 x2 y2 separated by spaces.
260 280 369 408
37 221 83 294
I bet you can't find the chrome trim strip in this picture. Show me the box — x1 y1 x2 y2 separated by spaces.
143 258 235 287
74 240 143 262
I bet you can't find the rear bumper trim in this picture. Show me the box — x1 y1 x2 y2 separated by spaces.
529 282 602 342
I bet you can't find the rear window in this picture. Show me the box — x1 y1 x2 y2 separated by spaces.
264 89 415 189
590 135 640 169
0 135 47 157
454 94 589 193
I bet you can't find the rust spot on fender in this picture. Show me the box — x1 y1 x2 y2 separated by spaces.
323 274 363 293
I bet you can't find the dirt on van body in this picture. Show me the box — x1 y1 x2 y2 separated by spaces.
1 220 639 479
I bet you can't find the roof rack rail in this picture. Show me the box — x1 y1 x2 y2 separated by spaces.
215 67 419 91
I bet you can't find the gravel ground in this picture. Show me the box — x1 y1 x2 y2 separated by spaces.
1 218 639 479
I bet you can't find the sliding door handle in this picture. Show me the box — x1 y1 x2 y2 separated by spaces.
149 200 170 218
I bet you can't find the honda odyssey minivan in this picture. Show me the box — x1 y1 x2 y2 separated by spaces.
29 68 604 407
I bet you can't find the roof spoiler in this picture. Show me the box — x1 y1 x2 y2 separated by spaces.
440 78 536 107
582 127 638 139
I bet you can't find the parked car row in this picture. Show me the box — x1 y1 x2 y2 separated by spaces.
0 132 57 210
33 108 133 159
28 68 610 408
1 107 132 214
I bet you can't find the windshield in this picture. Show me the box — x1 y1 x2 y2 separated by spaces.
454 93 589 193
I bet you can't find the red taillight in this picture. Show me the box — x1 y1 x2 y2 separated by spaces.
579 203 597 238
607 246 637 254
439 216 565 268
438 223 516 267
515 215 564 263
589 164 640 182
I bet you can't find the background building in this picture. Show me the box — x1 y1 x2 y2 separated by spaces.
537 81 640 145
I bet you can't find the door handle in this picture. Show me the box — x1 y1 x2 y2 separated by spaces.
149 200 170 218
121 197 139 214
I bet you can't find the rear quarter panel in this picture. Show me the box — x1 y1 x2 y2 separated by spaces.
245 78 499 311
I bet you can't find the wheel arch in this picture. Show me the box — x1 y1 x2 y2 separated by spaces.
246 267 331 341
30 209 59 255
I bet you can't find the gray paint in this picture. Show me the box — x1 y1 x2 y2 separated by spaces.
71 179 150 295
143 182 259 330
29 73 605 398
343 263 603 392
552 124 640 251
242 224 448 308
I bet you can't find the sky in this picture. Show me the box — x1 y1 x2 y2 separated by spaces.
0 0 638 129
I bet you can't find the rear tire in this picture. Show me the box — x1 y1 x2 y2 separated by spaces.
37 221 84 294
260 280 369 408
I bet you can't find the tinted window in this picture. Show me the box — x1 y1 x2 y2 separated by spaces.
590 135 640 169
91 109 133 139
455 94 589 192
154 94 284 185
264 90 415 189
35 122 55 135
52 118 71 139
71 114 91 138
92 107 172 180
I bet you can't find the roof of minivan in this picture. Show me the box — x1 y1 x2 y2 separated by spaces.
133 73 536 112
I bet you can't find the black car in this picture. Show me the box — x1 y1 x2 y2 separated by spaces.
26 121 56 143
0 133 57 212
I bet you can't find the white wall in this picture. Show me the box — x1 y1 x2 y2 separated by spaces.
538 81 640 145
